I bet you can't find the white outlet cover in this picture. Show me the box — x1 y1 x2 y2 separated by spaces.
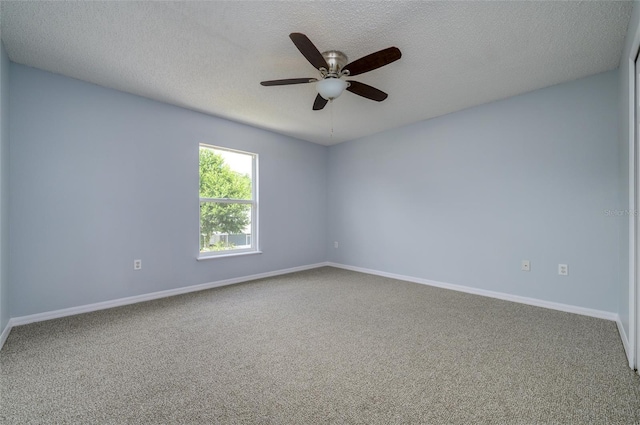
521 260 531 271
558 264 568 275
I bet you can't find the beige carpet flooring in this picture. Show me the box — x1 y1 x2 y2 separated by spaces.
1 267 639 424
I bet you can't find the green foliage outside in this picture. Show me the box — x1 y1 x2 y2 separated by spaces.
199 148 251 251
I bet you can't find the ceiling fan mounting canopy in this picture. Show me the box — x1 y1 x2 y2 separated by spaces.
260 33 401 110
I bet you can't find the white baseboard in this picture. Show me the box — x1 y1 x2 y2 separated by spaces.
6 262 330 332
2 261 622 354
327 262 618 321
0 319 11 350
616 318 633 368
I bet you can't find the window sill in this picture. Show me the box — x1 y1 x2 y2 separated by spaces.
197 251 262 261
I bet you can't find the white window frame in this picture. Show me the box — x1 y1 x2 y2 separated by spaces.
198 144 259 259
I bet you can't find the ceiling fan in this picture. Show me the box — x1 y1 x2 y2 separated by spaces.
260 33 401 110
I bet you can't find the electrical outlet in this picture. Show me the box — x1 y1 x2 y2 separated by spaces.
134 259 142 270
558 264 568 276
334 241 339 248
521 260 530 271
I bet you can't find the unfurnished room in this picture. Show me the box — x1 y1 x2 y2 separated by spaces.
1 1 640 423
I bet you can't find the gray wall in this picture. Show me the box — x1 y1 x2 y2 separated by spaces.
9 64 327 317
618 1 640 350
4 59 626 319
328 70 621 313
0 42 9 330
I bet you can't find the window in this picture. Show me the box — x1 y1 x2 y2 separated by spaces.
199 144 257 257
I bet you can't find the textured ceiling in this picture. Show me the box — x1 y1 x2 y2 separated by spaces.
0 1 632 145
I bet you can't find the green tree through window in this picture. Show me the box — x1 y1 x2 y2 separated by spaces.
199 146 255 253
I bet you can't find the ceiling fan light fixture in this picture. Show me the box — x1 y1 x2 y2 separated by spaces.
316 78 348 100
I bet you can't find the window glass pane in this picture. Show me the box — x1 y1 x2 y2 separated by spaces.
200 201 252 253
199 146 252 200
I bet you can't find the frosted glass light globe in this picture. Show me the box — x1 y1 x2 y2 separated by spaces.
316 78 348 100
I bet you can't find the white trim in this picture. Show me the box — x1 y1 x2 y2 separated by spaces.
197 250 262 261
0 319 11 350
200 143 256 157
629 21 640 370
8 262 329 328
631 56 638 370
1 262 623 353
327 262 618 321
618 316 631 362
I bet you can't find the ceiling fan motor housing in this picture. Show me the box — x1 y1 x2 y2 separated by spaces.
322 51 349 77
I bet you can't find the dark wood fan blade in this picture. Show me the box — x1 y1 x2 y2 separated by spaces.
260 78 317 86
313 94 328 110
290 33 329 70
343 47 401 76
346 81 388 101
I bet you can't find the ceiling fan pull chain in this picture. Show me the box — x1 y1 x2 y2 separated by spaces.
330 100 334 139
